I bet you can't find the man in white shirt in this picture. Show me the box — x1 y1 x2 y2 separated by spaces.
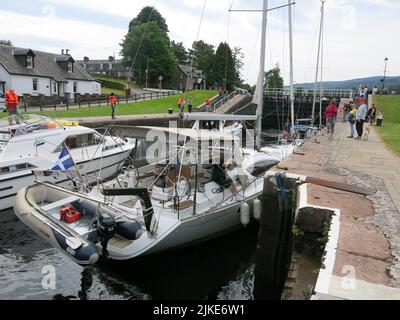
355 100 368 140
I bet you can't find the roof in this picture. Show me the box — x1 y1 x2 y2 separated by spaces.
178 64 204 79
76 59 129 73
0 45 95 82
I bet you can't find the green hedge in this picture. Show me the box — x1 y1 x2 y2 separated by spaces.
96 79 127 91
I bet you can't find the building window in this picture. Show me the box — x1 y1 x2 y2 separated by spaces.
53 82 57 94
33 78 38 91
68 62 73 73
26 56 33 69
73 82 78 93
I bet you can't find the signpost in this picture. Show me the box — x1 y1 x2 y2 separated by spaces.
158 75 163 91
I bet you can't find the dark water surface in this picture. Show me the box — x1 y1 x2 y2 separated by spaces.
0 210 259 300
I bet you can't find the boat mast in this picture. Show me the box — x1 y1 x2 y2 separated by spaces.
256 0 268 150
288 0 295 132
319 1 325 129
311 0 325 127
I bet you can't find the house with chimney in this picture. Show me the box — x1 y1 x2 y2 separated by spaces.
77 57 132 79
173 64 206 92
0 45 101 99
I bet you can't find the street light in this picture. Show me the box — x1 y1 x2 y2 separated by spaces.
382 57 389 93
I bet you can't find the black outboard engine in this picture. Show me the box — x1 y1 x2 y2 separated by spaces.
96 213 116 258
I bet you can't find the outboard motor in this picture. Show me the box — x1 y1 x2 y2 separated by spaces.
96 213 116 258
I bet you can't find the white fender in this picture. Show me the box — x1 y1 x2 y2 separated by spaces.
253 198 262 221
240 202 250 227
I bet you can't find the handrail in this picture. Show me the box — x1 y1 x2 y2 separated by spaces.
213 89 249 111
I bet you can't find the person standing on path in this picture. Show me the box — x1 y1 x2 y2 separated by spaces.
355 99 368 140
325 101 338 140
369 104 377 125
108 93 118 120
347 104 357 138
5 89 20 125
188 96 193 113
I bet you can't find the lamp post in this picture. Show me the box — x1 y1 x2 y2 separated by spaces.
382 57 388 93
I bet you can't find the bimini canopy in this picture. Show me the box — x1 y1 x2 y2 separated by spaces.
113 126 241 143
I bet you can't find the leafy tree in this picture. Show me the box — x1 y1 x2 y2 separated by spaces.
128 6 169 36
232 46 244 86
171 41 188 64
0 40 12 46
190 40 215 86
212 42 236 90
121 22 175 86
264 64 284 90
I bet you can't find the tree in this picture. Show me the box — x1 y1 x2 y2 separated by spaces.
0 40 12 46
232 47 244 87
171 41 188 64
128 6 169 36
121 22 175 86
190 40 215 86
264 64 284 90
212 42 236 90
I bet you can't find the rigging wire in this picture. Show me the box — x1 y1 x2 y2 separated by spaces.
225 1 234 90
189 0 207 76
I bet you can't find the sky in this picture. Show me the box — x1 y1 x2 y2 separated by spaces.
0 0 398 86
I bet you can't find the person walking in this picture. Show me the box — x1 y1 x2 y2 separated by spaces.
108 93 118 120
178 96 185 113
5 89 20 125
325 101 338 140
369 104 377 125
347 104 357 138
355 99 368 140
343 102 352 123
188 96 193 113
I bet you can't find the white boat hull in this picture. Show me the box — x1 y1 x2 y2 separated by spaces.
0 148 131 211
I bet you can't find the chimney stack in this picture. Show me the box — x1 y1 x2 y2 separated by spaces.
65 49 70 55
61 49 64 55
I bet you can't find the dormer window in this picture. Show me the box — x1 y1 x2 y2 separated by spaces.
68 62 73 73
26 56 33 69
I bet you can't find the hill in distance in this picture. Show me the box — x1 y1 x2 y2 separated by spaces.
289 76 400 91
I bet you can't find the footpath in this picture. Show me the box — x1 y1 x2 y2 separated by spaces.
270 120 400 299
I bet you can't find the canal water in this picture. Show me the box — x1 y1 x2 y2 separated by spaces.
0 209 260 300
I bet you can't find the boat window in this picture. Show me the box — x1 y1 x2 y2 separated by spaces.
0 163 36 175
61 133 101 151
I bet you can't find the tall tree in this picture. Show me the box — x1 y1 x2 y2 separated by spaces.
121 22 175 86
212 42 235 90
190 40 215 86
264 64 284 90
171 41 188 64
232 46 244 87
0 40 12 46
128 6 169 36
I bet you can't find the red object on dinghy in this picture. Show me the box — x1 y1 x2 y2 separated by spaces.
60 205 81 224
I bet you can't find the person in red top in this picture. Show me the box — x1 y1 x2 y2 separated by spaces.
325 101 338 140
178 96 185 113
108 93 118 120
5 89 20 125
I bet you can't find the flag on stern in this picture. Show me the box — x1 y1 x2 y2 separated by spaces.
52 147 74 171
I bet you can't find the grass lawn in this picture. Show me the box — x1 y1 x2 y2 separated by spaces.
374 95 400 155
23 90 217 119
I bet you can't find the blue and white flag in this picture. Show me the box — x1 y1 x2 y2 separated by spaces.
52 147 74 171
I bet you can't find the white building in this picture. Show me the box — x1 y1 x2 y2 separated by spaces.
0 46 101 99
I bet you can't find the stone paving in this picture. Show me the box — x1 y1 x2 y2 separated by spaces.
273 118 400 299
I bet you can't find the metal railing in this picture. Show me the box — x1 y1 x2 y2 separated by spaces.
213 89 251 112
264 88 355 99
20 90 181 113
